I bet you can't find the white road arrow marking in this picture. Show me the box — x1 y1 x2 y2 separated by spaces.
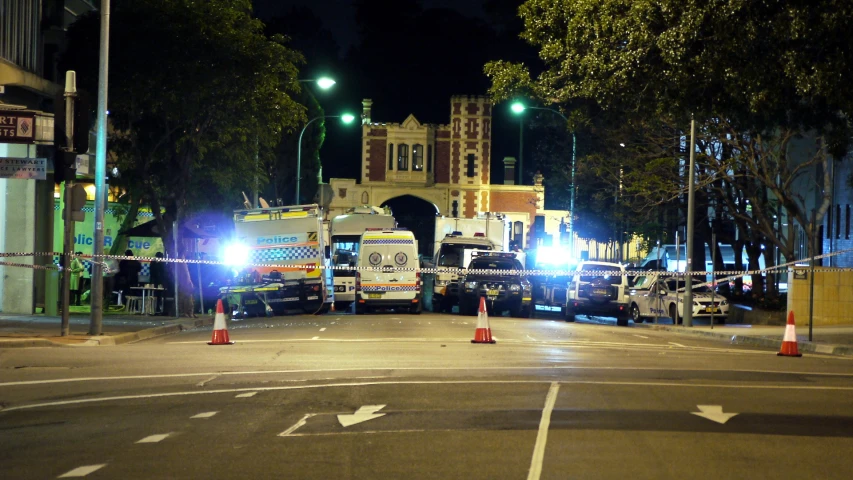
691 405 738 424
337 404 387 427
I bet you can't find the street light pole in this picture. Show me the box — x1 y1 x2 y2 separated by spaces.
684 115 697 327
295 113 355 205
510 103 576 255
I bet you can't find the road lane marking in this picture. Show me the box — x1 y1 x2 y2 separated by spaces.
669 342 686 347
235 392 257 398
8 379 853 412
136 433 171 443
527 382 560 480
279 413 316 436
58 464 107 477
338 405 387 427
5 363 853 389
196 375 219 387
320 328 326 332
312 336 320 340
634 335 649 339
191 411 218 419
691 405 738 424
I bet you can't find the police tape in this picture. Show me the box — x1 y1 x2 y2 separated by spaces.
2 251 853 279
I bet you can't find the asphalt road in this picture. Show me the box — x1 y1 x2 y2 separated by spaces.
2 311 853 479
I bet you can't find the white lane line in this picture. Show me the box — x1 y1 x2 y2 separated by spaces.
669 342 686 347
278 413 316 436
6 362 853 389
320 328 327 332
190 411 218 419
312 336 320 340
527 382 560 480
58 464 107 477
634 335 649 339
235 392 258 398
196 375 218 387
136 433 171 444
9 378 853 413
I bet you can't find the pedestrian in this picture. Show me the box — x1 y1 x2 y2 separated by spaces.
118 249 143 300
69 252 85 306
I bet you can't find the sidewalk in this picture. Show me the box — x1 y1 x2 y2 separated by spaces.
0 306 214 348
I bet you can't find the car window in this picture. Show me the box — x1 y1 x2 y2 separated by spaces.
579 264 622 284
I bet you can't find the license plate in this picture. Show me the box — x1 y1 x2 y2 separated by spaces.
705 307 720 313
593 289 608 295
307 295 319 300
244 300 258 305
487 289 499 296
368 293 382 299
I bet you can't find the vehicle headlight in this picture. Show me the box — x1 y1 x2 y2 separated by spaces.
224 243 250 266
509 284 521 292
465 281 478 289
720 299 728 306
436 279 448 286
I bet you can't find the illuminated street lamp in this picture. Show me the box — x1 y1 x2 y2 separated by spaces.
511 102 577 255
295 113 356 204
299 77 336 90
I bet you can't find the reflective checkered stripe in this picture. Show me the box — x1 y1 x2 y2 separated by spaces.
362 238 415 245
361 284 419 292
249 245 319 263
54 257 151 277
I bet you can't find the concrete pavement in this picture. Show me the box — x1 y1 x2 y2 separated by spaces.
0 311 214 348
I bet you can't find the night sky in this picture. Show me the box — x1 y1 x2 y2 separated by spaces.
253 0 537 185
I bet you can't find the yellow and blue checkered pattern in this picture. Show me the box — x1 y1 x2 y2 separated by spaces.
363 238 414 245
361 284 419 292
250 246 318 263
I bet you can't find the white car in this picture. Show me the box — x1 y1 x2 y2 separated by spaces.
628 275 729 324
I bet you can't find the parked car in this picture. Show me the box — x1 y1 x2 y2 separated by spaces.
629 275 729 324
458 251 532 318
565 261 632 326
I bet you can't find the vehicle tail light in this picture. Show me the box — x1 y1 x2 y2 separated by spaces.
355 272 361 292
416 271 421 292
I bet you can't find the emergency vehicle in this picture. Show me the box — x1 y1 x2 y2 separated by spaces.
355 228 422 314
219 204 333 317
329 206 396 310
628 274 729 324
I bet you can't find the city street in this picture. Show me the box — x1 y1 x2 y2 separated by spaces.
2 311 853 479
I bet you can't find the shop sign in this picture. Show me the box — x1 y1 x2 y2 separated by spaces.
0 157 47 180
0 111 36 143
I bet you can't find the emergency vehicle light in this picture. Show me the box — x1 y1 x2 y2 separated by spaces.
474 232 485 237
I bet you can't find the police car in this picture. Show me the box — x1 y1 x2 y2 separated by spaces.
457 251 533 318
628 274 729 324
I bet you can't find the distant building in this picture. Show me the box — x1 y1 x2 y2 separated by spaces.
321 96 547 251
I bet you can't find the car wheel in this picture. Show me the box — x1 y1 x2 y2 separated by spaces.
564 308 576 323
411 302 422 315
630 304 643 324
669 304 681 325
616 314 629 327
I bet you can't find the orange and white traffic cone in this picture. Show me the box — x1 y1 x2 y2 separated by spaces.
777 310 801 357
471 296 496 344
208 299 235 345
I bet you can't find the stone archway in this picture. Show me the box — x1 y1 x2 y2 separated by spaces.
381 195 440 257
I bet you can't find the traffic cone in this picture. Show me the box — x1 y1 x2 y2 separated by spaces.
208 299 235 345
777 310 801 357
471 296 496 344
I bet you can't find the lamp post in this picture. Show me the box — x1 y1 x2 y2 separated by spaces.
299 77 336 90
295 113 355 204
511 102 577 256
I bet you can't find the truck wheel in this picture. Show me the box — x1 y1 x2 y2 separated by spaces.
564 308 576 323
410 302 422 315
616 314 629 327
355 304 366 315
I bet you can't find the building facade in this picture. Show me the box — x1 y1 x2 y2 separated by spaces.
323 96 546 251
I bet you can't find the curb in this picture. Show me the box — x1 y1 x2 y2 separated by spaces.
0 317 215 348
635 323 853 357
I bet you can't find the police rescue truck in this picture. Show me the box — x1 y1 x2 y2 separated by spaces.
219 204 333 317
329 206 396 311
355 228 422 314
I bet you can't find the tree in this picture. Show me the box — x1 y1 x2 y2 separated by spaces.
62 0 306 312
486 0 853 296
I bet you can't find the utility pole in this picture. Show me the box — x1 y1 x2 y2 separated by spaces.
684 116 696 327
60 72 77 337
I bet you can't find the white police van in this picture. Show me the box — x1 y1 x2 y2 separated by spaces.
355 228 422 314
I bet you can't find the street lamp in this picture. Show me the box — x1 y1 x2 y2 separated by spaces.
295 113 356 204
299 77 336 90
511 102 577 256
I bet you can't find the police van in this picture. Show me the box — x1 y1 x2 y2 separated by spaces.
355 228 422 314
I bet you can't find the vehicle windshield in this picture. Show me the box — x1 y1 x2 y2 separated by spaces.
468 257 518 271
664 278 712 293
579 264 622 285
438 243 491 267
331 235 360 276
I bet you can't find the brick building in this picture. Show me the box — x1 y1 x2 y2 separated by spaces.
322 96 546 251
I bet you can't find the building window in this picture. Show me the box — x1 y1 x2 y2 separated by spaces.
388 143 394 170
466 154 475 177
427 144 433 173
398 144 409 171
412 144 424 171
